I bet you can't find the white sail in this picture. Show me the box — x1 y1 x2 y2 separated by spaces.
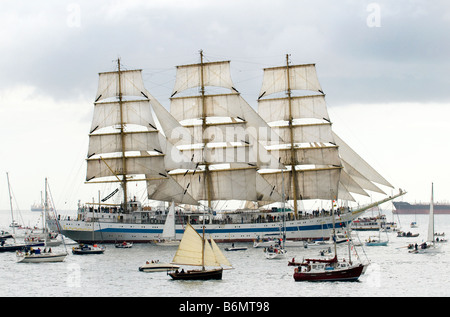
88 130 160 157
171 166 281 202
162 202 176 240
171 224 219 267
259 63 322 97
172 60 234 94
258 95 329 123
96 69 147 101
332 132 393 190
90 100 153 133
87 153 165 180
146 175 197 205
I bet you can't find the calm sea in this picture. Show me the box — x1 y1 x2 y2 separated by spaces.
0 209 449 298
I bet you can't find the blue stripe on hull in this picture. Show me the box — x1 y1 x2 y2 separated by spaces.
89 222 346 235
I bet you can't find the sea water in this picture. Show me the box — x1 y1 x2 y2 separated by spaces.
0 209 449 297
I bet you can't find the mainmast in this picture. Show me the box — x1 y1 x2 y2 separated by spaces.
285 54 299 218
117 58 128 211
199 50 213 210
169 51 282 208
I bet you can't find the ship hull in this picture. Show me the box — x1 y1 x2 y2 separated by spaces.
393 202 450 214
293 264 365 282
47 210 363 244
169 268 223 280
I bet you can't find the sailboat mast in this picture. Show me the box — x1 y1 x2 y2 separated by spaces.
117 58 128 212
285 54 299 219
429 182 435 245
199 52 209 270
332 199 338 258
44 178 48 234
6 172 15 236
199 50 213 210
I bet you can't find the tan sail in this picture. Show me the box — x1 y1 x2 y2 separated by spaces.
171 223 219 267
210 237 232 268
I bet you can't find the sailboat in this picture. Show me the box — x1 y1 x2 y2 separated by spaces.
365 209 389 246
31 191 45 212
154 201 180 246
264 169 287 259
293 204 368 282
169 223 232 280
16 178 68 263
365 232 389 246
1 173 45 253
409 183 440 254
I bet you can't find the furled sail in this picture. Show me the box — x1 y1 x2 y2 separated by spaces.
86 60 197 206
169 51 282 207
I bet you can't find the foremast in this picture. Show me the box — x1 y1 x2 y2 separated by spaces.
117 59 128 210
86 59 197 212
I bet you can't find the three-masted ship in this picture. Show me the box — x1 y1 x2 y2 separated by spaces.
48 53 405 244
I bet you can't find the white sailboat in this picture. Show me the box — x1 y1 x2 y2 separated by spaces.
1 173 45 253
409 183 440 254
365 209 389 246
264 169 287 259
169 223 232 280
154 201 180 246
17 178 68 263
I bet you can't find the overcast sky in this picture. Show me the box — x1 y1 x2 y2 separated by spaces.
1 0 449 212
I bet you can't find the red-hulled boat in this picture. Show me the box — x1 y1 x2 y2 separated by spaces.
293 255 366 282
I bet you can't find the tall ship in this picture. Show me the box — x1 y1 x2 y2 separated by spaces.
393 201 450 214
31 191 44 212
47 53 405 243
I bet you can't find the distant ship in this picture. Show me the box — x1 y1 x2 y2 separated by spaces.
393 201 450 214
30 203 44 212
31 191 44 212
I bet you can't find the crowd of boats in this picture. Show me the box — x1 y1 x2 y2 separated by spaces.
2 53 446 282
2 189 445 282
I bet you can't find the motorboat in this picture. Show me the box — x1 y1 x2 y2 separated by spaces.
139 261 180 272
72 243 105 255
